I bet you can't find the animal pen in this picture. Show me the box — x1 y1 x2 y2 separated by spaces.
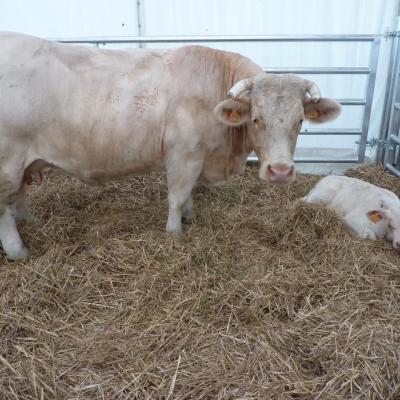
1 5 400 400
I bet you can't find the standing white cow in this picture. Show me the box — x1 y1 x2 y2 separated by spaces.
299 175 400 250
0 32 341 260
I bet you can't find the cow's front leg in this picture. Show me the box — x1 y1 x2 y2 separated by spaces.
166 157 203 238
0 205 28 260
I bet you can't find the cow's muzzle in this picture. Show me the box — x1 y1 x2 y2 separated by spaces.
264 163 295 184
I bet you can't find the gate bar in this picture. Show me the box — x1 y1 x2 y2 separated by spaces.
301 129 362 136
54 34 377 44
390 134 400 146
385 164 400 177
265 67 370 74
52 34 380 165
337 99 366 106
247 155 358 163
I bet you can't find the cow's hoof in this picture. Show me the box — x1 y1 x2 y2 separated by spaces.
6 247 28 261
166 229 184 241
181 215 195 225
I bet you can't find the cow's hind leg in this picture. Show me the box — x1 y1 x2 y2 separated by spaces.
0 173 28 260
181 195 195 224
166 156 203 238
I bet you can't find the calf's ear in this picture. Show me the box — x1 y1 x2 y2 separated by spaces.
214 99 250 127
367 210 386 223
303 98 341 123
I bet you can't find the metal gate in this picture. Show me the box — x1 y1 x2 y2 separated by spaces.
55 34 382 164
379 17 400 175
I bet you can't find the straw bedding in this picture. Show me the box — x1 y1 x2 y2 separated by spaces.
0 164 399 399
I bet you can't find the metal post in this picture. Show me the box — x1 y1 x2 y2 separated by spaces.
357 36 381 163
379 16 400 163
383 52 400 167
136 0 144 48
384 67 400 168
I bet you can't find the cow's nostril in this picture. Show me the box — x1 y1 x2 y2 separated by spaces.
267 164 275 176
268 164 293 177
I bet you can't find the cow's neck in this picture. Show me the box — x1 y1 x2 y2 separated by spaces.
221 55 261 173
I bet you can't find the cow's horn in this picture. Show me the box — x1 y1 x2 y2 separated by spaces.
228 78 253 98
304 79 321 102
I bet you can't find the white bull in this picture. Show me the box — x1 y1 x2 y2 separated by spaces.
0 32 341 260
299 175 400 250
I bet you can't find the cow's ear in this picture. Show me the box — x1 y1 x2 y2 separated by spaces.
214 99 250 127
367 210 386 224
303 98 341 123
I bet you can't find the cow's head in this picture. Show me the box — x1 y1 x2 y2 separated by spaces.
214 73 341 184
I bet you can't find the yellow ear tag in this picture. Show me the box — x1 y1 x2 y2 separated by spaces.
368 211 383 223
306 110 319 119
230 110 241 123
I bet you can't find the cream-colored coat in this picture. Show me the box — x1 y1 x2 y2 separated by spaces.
0 32 340 259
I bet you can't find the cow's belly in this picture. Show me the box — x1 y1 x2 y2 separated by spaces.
32 119 165 185
29 153 163 186
67 160 162 185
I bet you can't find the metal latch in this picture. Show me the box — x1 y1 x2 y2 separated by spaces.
384 29 400 40
354 138 386 148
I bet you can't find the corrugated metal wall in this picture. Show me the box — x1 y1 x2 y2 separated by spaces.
1 0 399 159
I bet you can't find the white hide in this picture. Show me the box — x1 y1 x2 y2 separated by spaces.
299 175 400 250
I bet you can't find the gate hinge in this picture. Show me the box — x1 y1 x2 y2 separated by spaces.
384 29 400 40
355 138 386 148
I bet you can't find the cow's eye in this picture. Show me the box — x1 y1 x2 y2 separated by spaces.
252 118 258 125
299 119 304 124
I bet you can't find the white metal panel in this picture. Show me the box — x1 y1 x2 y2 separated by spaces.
142 0 396 35
0 0 138 37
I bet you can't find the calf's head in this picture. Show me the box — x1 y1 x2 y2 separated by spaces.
214 73 341 184
367 203 400 251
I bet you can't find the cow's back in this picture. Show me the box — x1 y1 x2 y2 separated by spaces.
0 33 178 179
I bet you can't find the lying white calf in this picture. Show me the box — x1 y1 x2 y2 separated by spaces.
299 175 400 250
